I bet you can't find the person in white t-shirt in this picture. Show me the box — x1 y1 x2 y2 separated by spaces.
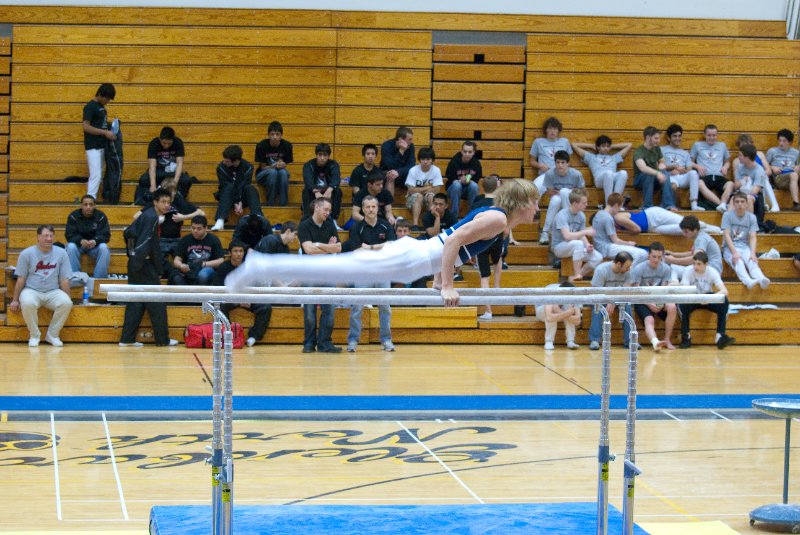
404 147 443 231
678 251 734 350
535 282 581 351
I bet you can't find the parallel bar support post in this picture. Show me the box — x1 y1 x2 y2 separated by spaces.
619 305 641 535
202 301 224 535
784 418 792 504
596 305 613 535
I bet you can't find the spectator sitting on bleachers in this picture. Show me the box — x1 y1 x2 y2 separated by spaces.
254 120 293 207
444 141 482 215
423 192 458 238
9 225 73 347
530 116 571 193
591 193 647 263
766 128 800 211
211 145 262 231
691 124 732 212
352 170 395 226
736 133 779 213
136 126 194 205
65 194 110 279
256 220 298 256
404 147 443 231
588 251 634 351
571 135 631 206
232 214 272 250
349 143 379 196
82 83 116 200
214 240 272 348
343 195 397 353
630 242 677 352
633 126 676 210
380 126 415 197
551 188 602 282
535 281 581 351
733 144 767 217
392 220 428 289
661 124 703 211
171 215 225 286
678 251 734 349
302 142 343 223
539 149 585 245
663 215 723 283
722 192 770 290
473 175 505 319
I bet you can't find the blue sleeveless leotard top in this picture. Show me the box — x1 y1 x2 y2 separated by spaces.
629 210 648 232
438 206 507 263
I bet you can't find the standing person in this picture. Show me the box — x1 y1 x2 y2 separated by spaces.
474 175 505 320
538 149 585 245
255 120 294 207
633 126 676 210
82 83 116 200
120 189 177 347
535 282 581 350
344 196 396 352
571 135 631 205
211 145 262 231
404 147 443 231
661 124 703 211
630 242 677 352
298 197 342 353
591 193 647 263
529 116 571 192
444 141 482 215
588 252 635 351
302 143 343 222
766 128 800 210
380 126 415 196
349 143 378 196
136 126 194 204
171 215 226 286
551 188 602 281
214 240 272 347
65 194 111 279
9 225 73 347
679 251 734 349
691 124 732 212
721 192 770 290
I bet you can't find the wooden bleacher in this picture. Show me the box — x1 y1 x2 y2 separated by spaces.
0 8 798 345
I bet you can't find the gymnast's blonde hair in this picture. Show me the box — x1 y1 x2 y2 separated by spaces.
494 178 539 214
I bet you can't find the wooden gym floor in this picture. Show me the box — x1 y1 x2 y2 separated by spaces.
0 342 798 534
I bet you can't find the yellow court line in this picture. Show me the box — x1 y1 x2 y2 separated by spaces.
638 520 739 535
1 412 7 422
638 479 699 521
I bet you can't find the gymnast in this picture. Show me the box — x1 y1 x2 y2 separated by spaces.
226 179 540 306
614 206 721 236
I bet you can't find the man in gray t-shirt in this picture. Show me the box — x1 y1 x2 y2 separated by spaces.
591 195 647 263
9 225 74 347
529 117 571 193
588 252 634 349
721 192 768 289
539 152 585 245
766 129 800 209
551 189 602 280
691 125 732 210
664 215 723 281
631 244 677 351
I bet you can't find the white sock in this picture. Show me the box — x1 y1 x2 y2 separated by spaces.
715 332 722 343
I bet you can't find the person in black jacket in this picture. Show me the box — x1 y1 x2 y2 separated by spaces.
211 145 262 231
119 189 177 347
232 214 272 250
302 143 342 221
65 194 111 278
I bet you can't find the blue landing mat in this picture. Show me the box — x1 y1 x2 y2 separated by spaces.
149 502 650 534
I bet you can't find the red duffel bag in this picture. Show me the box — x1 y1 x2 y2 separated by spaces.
184 322 245 349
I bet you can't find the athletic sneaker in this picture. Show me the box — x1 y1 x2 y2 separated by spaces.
478 312 492 320
716 334 735 349
543 341 555 350
539 231 549 245
119 342 144 347
44 335 64 347
167 339 179 346
382 341 396 352
589 341 600 350
210 218 225 231
246 337 257 347
28 336 40 347
679 335 692 349
347 341 358 353
566 341 580 350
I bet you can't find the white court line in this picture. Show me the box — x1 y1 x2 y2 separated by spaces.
50 413 62 521
662 410 682 421
710 410 731 421
102 413 130 521
396 420 484 504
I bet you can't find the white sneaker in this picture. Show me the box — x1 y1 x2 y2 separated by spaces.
210 219 225 231
478 312 492 320
770 204 781 213
716 203 727 213
382 340 396 352
567 341 580 350
347 341 357 353
45 335 63 347
28 336 40 347
246 337 257 347
538 231 549 245
759 277 771 290
691 202 705 211
543 341 555 350
168 339 179 346
119 342 144 347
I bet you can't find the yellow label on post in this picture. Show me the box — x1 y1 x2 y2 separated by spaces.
222 488 231 503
